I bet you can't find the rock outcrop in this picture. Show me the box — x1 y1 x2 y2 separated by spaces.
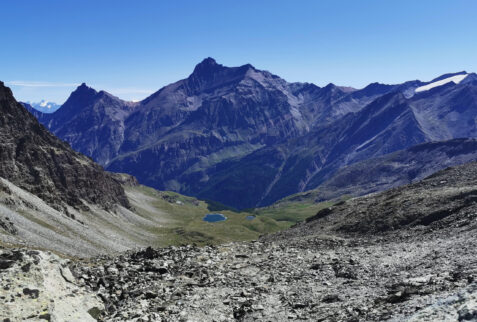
0 247 103 321
0 81 129 211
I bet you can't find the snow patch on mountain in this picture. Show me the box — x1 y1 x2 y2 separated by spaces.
415 74 468 93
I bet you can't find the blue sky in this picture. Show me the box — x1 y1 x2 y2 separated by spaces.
2 0 477 103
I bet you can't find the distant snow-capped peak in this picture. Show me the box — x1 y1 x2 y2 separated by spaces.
27 100 61 113
39 100 54 108
415 73 469 93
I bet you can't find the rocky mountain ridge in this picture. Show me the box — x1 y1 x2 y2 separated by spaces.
28 59 477 209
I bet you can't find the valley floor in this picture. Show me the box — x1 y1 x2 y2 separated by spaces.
0 176 328 257
2 221 477 321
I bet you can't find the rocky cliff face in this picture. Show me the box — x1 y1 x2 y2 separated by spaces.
28 59 477 209
0 81 129 211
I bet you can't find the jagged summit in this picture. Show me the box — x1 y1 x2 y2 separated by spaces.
193 57 219 69
60 82 98 110
73 82 96 94
191 57 256 74
190 57 225 78
190 58 260 79
184 58 260 94
65 83 128 106
76 82 95 91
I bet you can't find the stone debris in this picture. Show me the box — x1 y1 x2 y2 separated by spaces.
63 222 477 321
3 162 477 321
2 215 477 321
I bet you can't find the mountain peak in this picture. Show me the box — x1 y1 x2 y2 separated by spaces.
71 82 97 97
322 83 341 92
76 82 94 91
192 57 221 74
199 57 217 65
58 83 98 112
185 58 248 93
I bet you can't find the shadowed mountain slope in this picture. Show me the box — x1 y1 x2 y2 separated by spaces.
0 81 129 211
268 160 477 242
274 138 477 205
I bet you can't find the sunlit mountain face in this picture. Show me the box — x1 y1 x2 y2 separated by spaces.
26 59 477 209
